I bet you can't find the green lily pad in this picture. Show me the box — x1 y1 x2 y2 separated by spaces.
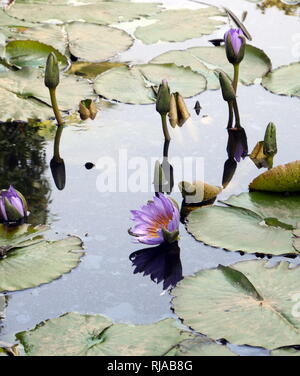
165 337 237 356
249 160 300 192
14 22 133 62
172 260 300 349
0 67 94 121
262 62 300 99
0 227 84 292
94 63 207 104
151 45 271 90
16 313 192 356
186 199 297 256
7 2 161 25
222 192 300 228
271 347 300 356
134 7 225 44
4 40 68 68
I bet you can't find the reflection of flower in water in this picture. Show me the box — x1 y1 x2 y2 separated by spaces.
129 242 183 291
129 193 180 245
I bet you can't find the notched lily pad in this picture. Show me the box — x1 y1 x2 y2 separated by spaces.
262 62 300 99
135 7 225 44
16 313 192 356
0 224 84 292
172 260 300 349
186 192 300 255
94 63 207 104
151 45 271 90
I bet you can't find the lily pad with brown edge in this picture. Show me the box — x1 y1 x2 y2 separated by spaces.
186 193 300 255
172 260 300 350
134 7 225 45
179 181 222 205
150 45 271 90
94 63 207 104
16 313 193 356
262 62 300 99
0 67 94 121
13 22 134 63
7 2 162 25
249 160 300 192
0 225 84 292
68 62 125 79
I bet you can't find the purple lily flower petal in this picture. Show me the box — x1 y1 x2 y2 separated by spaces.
224 28 243 55
0 185 27 223
129 193 180 245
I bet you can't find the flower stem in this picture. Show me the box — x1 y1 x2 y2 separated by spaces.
161 114 171 141
232 63 240 93
232 99 241 128
49 88 64 127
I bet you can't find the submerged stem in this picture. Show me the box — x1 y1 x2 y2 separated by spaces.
53 125 64 162
232 99 241 128
161 114 171 141
227 101 234 129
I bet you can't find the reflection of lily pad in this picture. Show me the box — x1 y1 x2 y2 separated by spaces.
14 22 133 62
165 337 237 356
135 7 225 44
151 45 271 90
172 260 300 349
262 62 300 99
0 225 84 292
16 313 192 356
249 160 300 192
94 64 206 104
187 192 300 255
0 67 94 121
7 2 161 24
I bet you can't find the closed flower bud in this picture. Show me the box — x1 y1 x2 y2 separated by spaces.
263 122 277 157
156 79 170 116
224 29 246 65
79 99 98 121
218 71 236 101
44 52 59 90
0 186 28 224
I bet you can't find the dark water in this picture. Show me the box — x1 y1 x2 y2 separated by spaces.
0 0 300 356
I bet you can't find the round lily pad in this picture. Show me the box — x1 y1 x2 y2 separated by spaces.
249 160 300 192
262 62 300 99
151 45 271 90
0 225 84 292
94 63 207 104
134 7 225 44
16 313 192 356
7 2 161 24
172 260 300 349
186 192 300 255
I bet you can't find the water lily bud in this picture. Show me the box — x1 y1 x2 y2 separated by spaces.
218 71 236 101
79 99 98 121
44 52 59 90
50 157 66 191
0 186 28 223
250 141 269 169
227 127 248 163
263 122 277 157
224 29 246 65
156 79 170 116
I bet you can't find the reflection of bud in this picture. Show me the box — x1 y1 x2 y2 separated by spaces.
44 52 59 89
0 186 28 224
218 71 236 102
222 158 237 188
50 157 66 191
227 127 248 163
156 79 170 116
224 29 246 65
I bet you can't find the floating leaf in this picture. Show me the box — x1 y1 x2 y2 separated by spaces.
0 229 84 292
271 347 300 356
7 2 161 24
15 22 133 62
134 7 225 44
16 313 192 356
165 337 237 356
0 67 94 121
94 64 206 104
172 260 300 349
262 62 300 99
151 45 271 90
249 161 300 192
68 61 125 78
179 181 222 204
186 193 299 255
4 40 68 68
